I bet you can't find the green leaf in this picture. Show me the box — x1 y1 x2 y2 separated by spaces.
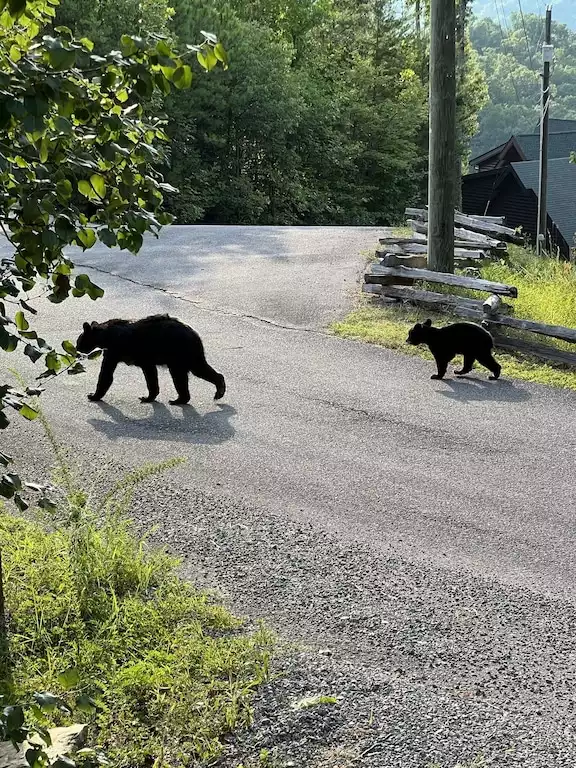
39 137 49 162
7 0 26 18
67 362 86 375
214 42 228 66
48 46 76 71
197 51 208 70
61 340 76 355
201 30 218 44
24 344 43 363
155 40 172 57
205 48 218 71
87 349 102 360
56 178 73 201
172 65 192 90
120 34 137 56
58 667 80 690
19 403 39 421
86 283 104 300
15 311 29 331
75 273 90 290
293 695 339 710
75 694 98 714
98 228 117 247
3 705 24 731
78 179 94 199
33 692 70 714
77 228 96 249
80 37 94 51
90 173 106 199
45 350 61 371
0 330 18 352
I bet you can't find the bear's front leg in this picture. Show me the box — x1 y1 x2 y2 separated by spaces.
88 353 117 401
431 355 448 380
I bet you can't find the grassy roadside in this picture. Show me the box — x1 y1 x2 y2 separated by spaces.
333 246 576 391
0 442 272 767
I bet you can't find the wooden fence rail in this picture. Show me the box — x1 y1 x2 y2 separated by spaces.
364 259 576 367
366 264 518 297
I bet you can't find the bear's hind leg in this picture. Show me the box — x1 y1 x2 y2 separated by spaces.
190 361 226 400
168 365 191 405
477 351 501 380
455 354 475 376
140 365 160 403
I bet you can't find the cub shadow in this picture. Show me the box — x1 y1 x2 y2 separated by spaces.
87 401 236 445
436 376 532 404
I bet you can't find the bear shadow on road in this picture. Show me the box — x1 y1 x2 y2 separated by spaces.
87 401 236 445
436 376 532 404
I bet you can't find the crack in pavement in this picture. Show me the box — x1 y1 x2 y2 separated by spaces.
76 261 321 335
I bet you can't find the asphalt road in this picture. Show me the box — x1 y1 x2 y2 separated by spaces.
4 225 576 765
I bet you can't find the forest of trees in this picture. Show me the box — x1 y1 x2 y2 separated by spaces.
470 12 576 154
51 0 487 226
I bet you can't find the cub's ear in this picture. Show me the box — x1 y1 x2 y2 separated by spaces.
83 322 91 332
423 318 432 327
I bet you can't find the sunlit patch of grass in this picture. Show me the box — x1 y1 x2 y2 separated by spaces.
332 304 576 391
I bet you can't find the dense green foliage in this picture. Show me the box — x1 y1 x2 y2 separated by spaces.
470 12 576 154
0 0 224 503
55 0 487 227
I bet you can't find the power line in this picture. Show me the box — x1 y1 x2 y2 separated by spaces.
517 0 536 71
493 0 522 104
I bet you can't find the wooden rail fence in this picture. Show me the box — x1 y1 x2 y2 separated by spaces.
366 210 576 368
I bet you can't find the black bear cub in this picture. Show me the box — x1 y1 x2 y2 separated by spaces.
406 319 501 381
76 314 226 404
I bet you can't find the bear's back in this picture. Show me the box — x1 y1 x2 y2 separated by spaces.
436 322 493 354
102 314 202 366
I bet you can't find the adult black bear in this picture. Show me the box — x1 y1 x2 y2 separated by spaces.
76 314 226 404
406 319 501 381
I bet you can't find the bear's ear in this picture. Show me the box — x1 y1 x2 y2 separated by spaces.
423 318 432 327
83 322 91 332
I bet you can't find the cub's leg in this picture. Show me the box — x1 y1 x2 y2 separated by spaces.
477 351 501 380
430 354 449 380
455 354 475 376
168 365 191 405
190 361 226 400
88 352 118 401
140 365 160 403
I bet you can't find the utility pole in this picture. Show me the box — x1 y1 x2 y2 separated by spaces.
428 0 456 273
537 6 552 256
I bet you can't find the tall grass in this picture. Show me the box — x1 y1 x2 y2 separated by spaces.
481 246 576 328
0 416 272 767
